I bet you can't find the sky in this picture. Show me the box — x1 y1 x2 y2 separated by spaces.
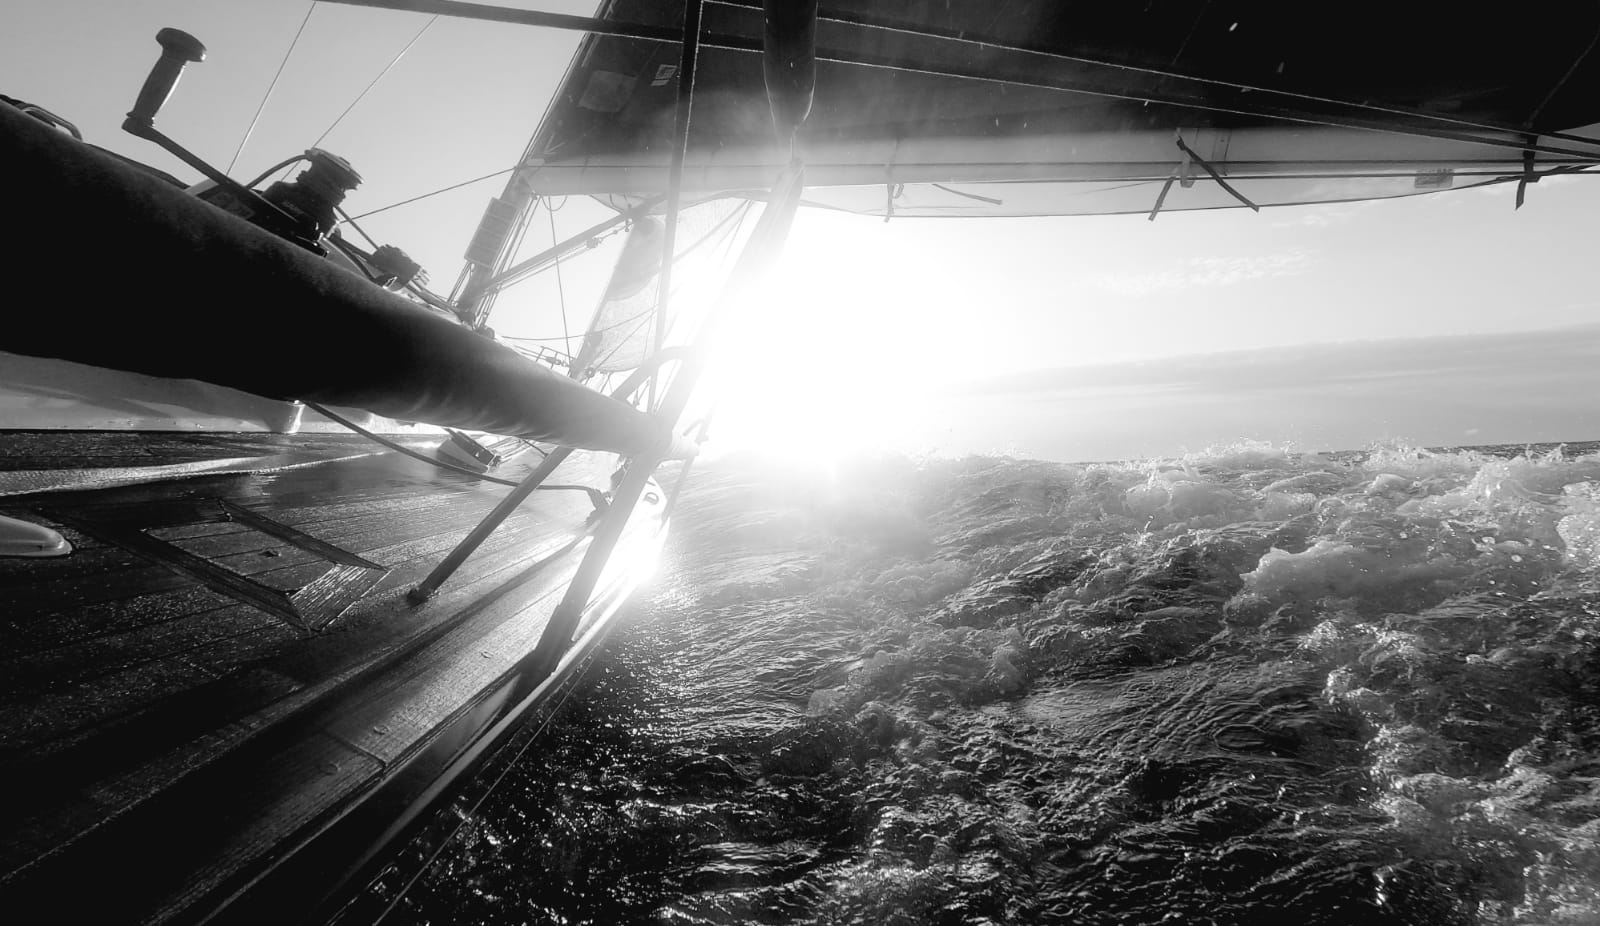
6 0 1598 462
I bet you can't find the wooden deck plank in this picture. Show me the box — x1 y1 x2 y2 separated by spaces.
0 525 585 875
0 431 408 471
0 603 278 698
147 732 385 921
4 467 502 563
2 493 574 657
2 731 383 922
0 480 515 618
0 665 305 876
0 657 218 752
324 563 571 764
0 516 144 588
0 487 580 760
322 505 662 767
0 434 630 915
7 585 246 654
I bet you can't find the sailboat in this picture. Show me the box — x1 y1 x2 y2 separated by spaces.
3 1 1597 922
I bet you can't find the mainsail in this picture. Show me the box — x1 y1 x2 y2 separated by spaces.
507 0 1599 215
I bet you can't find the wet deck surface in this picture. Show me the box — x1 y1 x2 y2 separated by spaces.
0 432 637 918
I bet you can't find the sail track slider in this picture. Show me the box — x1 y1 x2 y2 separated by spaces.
1149 135 1260 221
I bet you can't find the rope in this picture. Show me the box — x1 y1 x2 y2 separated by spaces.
1175 135 1259 211
369 665 591 924
334 205 381 249
228 2 317 175
244 154 308 190
304 402 606 507
307 15 437 152
342 163 527 221
931 182 1004 206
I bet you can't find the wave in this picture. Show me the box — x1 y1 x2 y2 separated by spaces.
389 440 1600 925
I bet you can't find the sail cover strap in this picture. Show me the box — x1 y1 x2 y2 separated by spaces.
3 103 686 458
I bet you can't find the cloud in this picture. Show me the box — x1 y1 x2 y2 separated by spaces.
921 324 1600 460
1269 201 1371 229
935 323 1600 459
959 322 1600 399
1092 249 1313 296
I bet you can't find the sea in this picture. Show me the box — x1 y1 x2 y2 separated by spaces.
377 441 1600 925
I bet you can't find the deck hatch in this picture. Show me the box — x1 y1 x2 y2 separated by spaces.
45 497 387 633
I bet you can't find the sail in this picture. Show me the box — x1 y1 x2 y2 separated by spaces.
518 1 1600 215
569 216 666 379
569 197 752 378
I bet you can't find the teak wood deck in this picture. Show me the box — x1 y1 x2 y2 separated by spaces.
0 431 666 921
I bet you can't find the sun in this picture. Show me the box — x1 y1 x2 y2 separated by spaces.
692 217 948 464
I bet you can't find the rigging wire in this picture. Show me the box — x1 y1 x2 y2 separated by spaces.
583 200 756 374
369 669 591 924
648 0 708 413
304 403 519 485
342 163 527 221
309 14 437 151
1165 0 1212 69
786 46 1600 162
1524 16 1600 131
304 403 607 506
501 200 753 349
331 204 460 310
228 2 317 175
272 13 437 187
475 186 546 333
548 200 572 356
333 204 381 249
704 0 1600 153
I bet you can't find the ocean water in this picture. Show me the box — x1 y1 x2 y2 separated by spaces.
381 441 1600 925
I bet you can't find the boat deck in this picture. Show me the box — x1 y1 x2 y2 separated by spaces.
0 431 664 920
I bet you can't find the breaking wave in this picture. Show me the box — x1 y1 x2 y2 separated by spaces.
385 441 1600 925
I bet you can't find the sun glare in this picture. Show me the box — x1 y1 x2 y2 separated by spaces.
700 217 946 464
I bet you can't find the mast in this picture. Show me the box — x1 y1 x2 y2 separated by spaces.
443 1 659 331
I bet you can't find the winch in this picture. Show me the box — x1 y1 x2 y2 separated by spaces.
113 28 432 297
259 148 362 242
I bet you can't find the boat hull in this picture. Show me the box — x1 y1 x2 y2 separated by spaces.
0 431 666 922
